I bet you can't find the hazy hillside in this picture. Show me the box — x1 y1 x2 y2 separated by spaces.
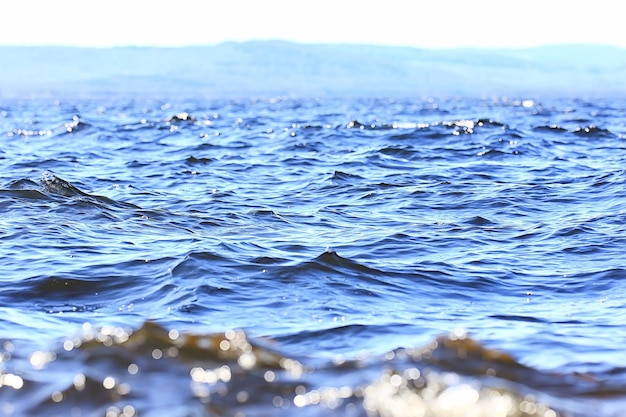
1 41 625 98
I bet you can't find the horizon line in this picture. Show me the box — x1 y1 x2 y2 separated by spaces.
1 39 625 51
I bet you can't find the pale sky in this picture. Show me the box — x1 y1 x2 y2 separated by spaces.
2 0 625 49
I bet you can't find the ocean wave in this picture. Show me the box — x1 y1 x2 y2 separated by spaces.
2 96 626 416
2 322 623 417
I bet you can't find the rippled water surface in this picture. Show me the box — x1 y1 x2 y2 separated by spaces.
1 96 626 416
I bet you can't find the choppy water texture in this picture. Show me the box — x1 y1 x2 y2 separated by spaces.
1 96 626 416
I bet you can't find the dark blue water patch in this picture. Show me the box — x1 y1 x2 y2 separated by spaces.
490 314 552 323
572 125 614 137
329 171 364 182
185 155 216 165
533 124 569 133
273 322 417 356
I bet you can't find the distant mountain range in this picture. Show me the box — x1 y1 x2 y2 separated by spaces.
1 41 625 98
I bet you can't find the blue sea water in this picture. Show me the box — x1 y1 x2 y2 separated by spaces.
1 94 626 416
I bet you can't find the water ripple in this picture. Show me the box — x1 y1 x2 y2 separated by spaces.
1 97 626 415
